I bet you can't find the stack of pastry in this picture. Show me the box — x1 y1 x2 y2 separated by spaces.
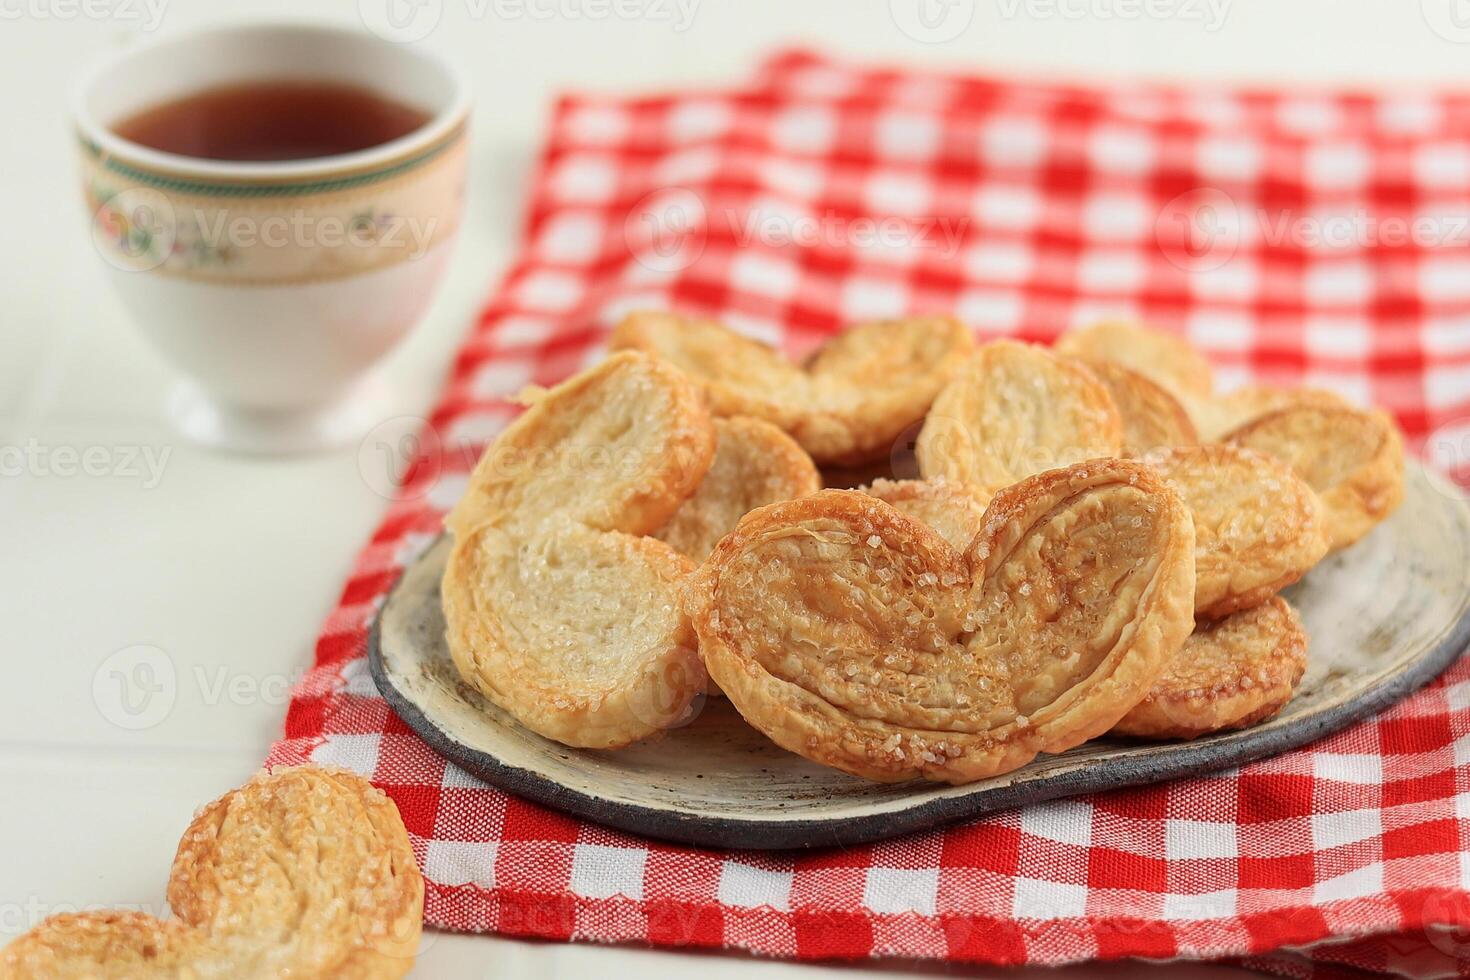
441 313 1405 784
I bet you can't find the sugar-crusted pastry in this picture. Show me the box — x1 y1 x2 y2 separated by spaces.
1142 445 1329 619
1225 405 1405 552
446 350 716 540
1075 358 1197 456
684 459 1196 784
1055 321 1214 400
656 416 820 561
1189 384 1348 442
916 340 1122 488
1 767 423 979
442 351 715 748
1114 597 1308 740
860 477 995 550
608 311 975 465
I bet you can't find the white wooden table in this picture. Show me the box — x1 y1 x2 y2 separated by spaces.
3 0 1463 974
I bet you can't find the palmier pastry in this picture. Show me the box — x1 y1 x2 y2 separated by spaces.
1 767 422 979
1074 358 1197 456
656 416 820 561
1114 597 1308 740
1142 445 1328 619
1054 320 1214 400
1225 405 1405 552
684 458 1197 784
443 351 716 748
860 477 995 550
1190 384 1348 442
916 340 1122 488
608 311 975 465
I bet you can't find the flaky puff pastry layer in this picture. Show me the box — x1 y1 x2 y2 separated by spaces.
442 352 716 748
684 459 1197 784
609 311 974 466
917 340 1123 489
1114 597 1308 740
1 767 422 980
1226 404 1405 552
1054 320 1215 401
656 416 821 562
860 477 996 551
1073 358 1197 457
1142 445 1329 620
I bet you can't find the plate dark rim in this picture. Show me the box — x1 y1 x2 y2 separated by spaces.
369 528 1470 852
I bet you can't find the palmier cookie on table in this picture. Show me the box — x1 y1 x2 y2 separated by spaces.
1054 320 1215 401
443 351 717 749
1072 358 1197 456
916 340 1122 488
608 311 975 466
1 767 423 979
684 458 1197 784
656 416 821 561
1142 445 1329 619
1225 404 1405 552
860 477 996 550
1114 597 1309 740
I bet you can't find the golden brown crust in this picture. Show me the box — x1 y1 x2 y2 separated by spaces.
916 341 1123 488
1142 445 1329 619
1188 384 1349 443
442 352 714 748
860 477 996 551
656 417 820 561
1225 405 1405 552
1 767 423 980
684 458 1196 784
1054 321 1214 400
443 519 705 747
1076 358 1197 456
1113 597 1308 740
608 311 975 465
445 350 716 539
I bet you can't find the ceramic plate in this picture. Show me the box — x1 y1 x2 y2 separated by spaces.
370 461 1470 850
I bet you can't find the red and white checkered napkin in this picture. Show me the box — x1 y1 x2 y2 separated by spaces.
267 50 1470 977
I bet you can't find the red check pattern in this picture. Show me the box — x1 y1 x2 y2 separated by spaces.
267 50 1470 977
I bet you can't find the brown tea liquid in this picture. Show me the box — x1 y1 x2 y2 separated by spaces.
112 81 432 162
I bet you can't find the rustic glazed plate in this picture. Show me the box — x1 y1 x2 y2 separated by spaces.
371 461 1470 850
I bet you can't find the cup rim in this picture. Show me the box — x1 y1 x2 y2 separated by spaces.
73 21 470 181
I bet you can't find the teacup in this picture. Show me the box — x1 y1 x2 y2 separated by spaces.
74 23 469 453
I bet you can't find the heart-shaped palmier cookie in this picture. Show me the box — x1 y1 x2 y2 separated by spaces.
685 458 1197 784
609 311 974 466
1225 404 1405 552
1114 596 1308 740
1 767 423 979
443 351 717 748
917 340 1123 488
1141 445 1329 619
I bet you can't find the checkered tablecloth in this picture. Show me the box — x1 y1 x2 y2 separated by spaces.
266 50 1470 977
